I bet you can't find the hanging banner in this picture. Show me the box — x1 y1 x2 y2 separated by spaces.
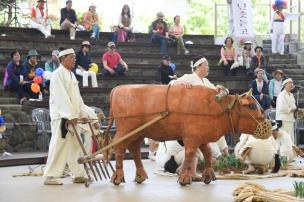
232 0 255 38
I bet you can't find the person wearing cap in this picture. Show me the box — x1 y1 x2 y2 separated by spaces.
60 0 78 40
250 68 271 110
4 50 28 105
169 15 189 55
75 41 98 88
249 46 268 80
155 55 176 85
102 41 128 76
271 120 304 163
150 11 169 55
43 48 99 185
113 4 135 42
242 41 254 71
83 4 100 40
276 78 297 143
268 69 286 107
43 50 60 89
169 55 229 159
31 0 54 38
234 132 277 174
219 36 238 76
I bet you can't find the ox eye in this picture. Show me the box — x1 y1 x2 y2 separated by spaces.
249 104 257 110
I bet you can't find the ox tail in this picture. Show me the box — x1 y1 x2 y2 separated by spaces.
103 88 116 161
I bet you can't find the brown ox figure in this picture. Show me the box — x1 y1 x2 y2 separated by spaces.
107 84 266 186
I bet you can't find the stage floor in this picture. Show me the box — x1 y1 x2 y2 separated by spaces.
0 160 299 202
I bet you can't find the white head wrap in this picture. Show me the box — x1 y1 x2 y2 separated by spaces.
59 48 75 58
190 57 207 72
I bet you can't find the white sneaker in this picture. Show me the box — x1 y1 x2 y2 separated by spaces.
184 49 190 55
70 36 75 40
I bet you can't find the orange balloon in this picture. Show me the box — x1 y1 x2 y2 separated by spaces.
31 83 40 94
33 76 43 84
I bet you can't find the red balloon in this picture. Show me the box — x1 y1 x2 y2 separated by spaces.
33 76 43 84
31 83 40 93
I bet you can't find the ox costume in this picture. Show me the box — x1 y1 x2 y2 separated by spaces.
276 80 296 143
169 71 229 158
275 128 298 162
270 0 303 55
44 49 98 182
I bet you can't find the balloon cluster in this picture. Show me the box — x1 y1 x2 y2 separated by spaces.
31 67 44 93
169 63 176 71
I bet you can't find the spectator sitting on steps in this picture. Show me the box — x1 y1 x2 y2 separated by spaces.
31 0 54 38
102 41 128 76
155 55 176 84
83 3 100 40
220 36 238 76
3 50 28 105
44 50 60 90
60 0 78 40
249 46 268 82
150 11 169 55
169 15 189 55
242 41 254 71
268 69 285 108
75 41 98 88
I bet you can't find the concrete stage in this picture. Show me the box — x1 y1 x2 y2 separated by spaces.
0 160 298 202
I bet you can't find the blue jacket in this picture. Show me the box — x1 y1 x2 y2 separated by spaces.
251 79 269 100
6 61 24 86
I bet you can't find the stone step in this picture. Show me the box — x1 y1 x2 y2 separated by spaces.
0 36 220 55
0 27 215 44
0 97 17 104
268 58 297 64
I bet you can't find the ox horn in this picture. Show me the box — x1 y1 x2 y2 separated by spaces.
245 88 253 98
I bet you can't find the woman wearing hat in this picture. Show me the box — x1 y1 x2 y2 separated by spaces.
83 4 100 40
268 69 285 107
276 78 297 143
75 41 98 88
242 41 254 71
31 0 54 38
251 68 271 110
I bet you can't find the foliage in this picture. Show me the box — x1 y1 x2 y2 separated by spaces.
280 156 288 169
294 181 304 198
214 154 246 172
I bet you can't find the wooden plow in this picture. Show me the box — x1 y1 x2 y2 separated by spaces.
76 112 169 187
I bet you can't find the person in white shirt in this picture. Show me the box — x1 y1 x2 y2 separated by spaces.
276 78 297 143
43 48 99 185
169 55 229 159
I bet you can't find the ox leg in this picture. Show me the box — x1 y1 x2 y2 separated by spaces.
128 138 148 184
111 145 126 186
178 146 197 186
200 144 216 184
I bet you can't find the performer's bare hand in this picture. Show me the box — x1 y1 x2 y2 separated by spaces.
173 81 192 88
93 122 100 130
215 85 225 92
67 118 78 125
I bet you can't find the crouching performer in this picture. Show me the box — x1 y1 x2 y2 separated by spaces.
43 48 98 185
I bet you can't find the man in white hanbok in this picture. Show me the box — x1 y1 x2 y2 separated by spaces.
169 55 229 160
276 78 297 143
43 48 99 185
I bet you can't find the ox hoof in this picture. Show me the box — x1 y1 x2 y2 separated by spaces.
135 174 146 184
203 177 211 184
178 175 192 186
111 173 125 186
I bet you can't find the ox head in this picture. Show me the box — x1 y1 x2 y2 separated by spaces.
235 89 272 139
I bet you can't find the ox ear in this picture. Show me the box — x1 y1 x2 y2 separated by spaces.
245 88 253 98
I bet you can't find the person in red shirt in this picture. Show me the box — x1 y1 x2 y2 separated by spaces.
102 42 128 76
31 0 54 38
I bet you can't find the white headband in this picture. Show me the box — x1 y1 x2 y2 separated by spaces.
190 57 207 72
59 48 75 58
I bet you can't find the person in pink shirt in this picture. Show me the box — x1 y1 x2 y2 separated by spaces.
169 15 189 55
83 4 99 40
219 36 238 76
102 41 128 76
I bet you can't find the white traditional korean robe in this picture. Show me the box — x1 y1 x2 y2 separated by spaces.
275 129 297 162
169 72 229 157
44 64 97 178
276 89 296 143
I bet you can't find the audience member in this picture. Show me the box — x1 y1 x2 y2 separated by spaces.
150 12 169 55
220 37 238 76
22 49 44 98
75 41 98 88
113 4 135 42
84 4 100 40
3 50 27 104
60 0 77 40
102 41 128 76
31 0 54 38
251 68 271 110
249 46 268 82
44 50 60 89
155 55 175 84
169 15 189 55
276 78 297 143
269 69 285 107
242 41 254 71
